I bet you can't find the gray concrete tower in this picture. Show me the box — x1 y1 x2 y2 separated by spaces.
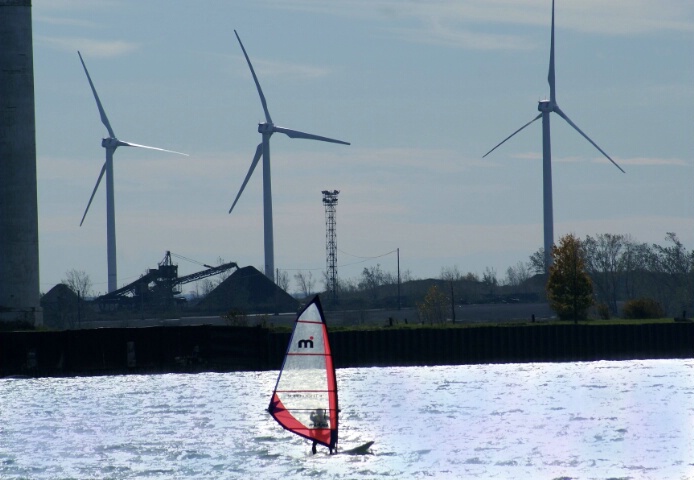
0 0 42 325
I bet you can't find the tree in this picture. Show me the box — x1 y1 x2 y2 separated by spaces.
62 269 92 298
440 265 462 282
416 285 448 324
546 234 593 323
619 235 650 300
583 233 625 315
294 271 315 298
505 261 531 288
651 232 694 315
400 269 415 283
338 276 358 294
276 270 290 292
482 266 498 296
200 278 215 297
529 247 547 275
358 264 394 300
653 232 690 276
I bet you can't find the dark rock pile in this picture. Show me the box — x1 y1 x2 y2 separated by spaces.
195 266 299 315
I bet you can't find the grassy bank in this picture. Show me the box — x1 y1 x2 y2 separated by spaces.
268 317 686 333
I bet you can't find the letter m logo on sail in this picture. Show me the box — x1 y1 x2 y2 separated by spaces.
297 337 314 349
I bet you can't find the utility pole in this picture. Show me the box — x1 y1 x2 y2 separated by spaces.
397 248 401 310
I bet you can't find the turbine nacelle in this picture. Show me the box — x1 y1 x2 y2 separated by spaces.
538 100 555 113
258 122 274 134
101 137 120 149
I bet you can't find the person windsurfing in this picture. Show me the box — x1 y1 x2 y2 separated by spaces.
310 408 335 454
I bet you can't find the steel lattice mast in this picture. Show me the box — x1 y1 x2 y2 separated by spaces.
322 190 339 304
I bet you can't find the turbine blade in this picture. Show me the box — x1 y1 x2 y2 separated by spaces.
78 51 116 139
80 162 107 226
229 143 263 214
234 30 273 125
483 113 542 158
554 106 625 173
274 126 350 145
548 0 556 104
118 140 188 156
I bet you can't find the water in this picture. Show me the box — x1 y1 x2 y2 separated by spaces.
1 359 693 479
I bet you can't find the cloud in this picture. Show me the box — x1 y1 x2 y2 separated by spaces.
613 156 689 167
34 16 99 28
388 24 535 51
505 152 690 168
33 0 118 10
36 35 139 57
231 54 332 81
257 0 694 48
560 1 694 35
510 152 541 161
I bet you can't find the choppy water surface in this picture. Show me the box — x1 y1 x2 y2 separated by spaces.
1 359 694 479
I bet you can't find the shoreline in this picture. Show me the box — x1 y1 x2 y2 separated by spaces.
1 321 693 378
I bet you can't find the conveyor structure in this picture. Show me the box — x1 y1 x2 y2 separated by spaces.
96 251 237 311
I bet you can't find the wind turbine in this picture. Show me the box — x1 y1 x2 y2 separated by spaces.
77 51 187 293
229 30 350 281
483 0 624 272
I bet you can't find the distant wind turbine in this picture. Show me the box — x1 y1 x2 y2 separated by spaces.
483 0 624 272
229 30 350 281
77 51 187 293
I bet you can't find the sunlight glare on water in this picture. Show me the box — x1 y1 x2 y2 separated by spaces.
1 359 694 479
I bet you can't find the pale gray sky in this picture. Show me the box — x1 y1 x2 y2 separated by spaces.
33 0 694 294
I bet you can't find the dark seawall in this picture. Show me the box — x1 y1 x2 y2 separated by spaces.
2 323 693 377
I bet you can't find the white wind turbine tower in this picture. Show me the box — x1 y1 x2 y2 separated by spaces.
78 51 187 293
229 30 350 281
483 0 625 272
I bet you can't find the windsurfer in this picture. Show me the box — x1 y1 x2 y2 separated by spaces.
310 409 333 454
310 408 329 428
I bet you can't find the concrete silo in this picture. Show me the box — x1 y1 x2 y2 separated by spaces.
0 0 42 325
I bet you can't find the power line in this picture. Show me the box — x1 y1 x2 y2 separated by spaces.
337 248 397 260
277 249 398 273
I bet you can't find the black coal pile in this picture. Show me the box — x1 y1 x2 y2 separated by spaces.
195 266 299 315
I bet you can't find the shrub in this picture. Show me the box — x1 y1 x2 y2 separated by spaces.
416 285 448 324
622 298 664 319
0 319 35 332
596 303 610 320
224 308 248 326
546 234 593 323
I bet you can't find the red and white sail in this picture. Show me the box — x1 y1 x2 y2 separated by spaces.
268 296 338 450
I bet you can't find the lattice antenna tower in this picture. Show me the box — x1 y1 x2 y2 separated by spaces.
322 190 339 304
